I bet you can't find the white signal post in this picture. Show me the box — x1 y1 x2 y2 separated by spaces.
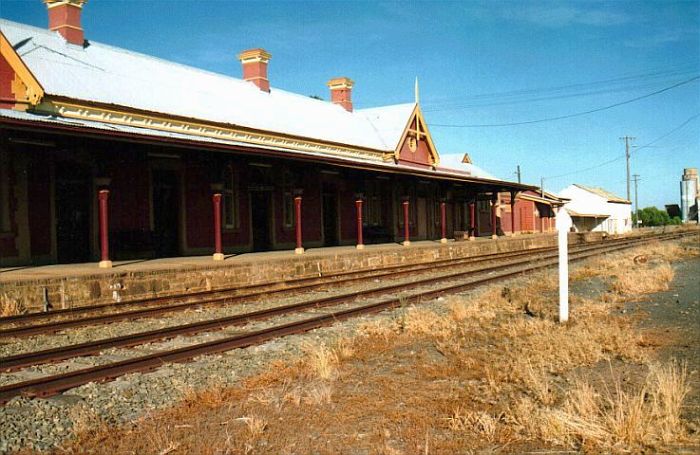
556 207 572 323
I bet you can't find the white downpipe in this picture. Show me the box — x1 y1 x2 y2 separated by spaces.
556 207 572 323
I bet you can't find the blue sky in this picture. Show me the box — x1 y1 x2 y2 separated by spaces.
1 0 698 209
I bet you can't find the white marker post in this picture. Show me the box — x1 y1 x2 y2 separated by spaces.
556 207 572 323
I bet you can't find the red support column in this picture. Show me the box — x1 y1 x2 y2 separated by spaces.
491 195 498 239
469 199 476 241
440 201 447 243
402 200 410 246
294 196 304 254
510 191 517 236
212 193 223 261
98 189 112 268
355 199 364 250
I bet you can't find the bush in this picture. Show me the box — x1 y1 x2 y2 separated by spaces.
635 207 677 227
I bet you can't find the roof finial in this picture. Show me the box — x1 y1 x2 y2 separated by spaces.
414 77 420 105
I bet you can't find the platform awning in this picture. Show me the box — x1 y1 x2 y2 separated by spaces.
0 109 537 193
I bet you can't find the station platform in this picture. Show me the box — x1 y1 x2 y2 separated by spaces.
1 233 572 312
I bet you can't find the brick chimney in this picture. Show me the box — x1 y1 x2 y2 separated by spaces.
44 0 87 46
238 48 271 92
327 77 354 112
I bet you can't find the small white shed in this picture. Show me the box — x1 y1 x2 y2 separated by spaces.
558 184 632 234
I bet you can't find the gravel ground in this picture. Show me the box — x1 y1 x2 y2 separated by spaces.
0 242 680 454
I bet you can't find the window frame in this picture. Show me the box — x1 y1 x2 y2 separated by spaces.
222 166 240 230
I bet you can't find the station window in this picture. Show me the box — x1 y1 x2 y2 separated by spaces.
222 166 239 229
363 180 382 226
282 170 295 228
0 151 10 233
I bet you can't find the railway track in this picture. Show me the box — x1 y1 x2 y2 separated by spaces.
0 232 680 338
0 231 693 404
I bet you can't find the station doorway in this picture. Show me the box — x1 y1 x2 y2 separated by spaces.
55 161 91 263
250 191 272 252
151 169 180 257
322 190 338 247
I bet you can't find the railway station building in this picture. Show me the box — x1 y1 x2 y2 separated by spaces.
0 1 540 267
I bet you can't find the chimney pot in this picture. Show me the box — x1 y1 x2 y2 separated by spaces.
238 48 272 92
44 0 87 46
327 77 354 112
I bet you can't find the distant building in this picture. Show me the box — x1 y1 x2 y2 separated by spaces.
680 168 699 223
665 204 681 219
559 184 632 234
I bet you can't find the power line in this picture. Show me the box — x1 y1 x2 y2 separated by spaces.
424 64 697 106
632 112 700 153
423 77 696 112
543 112 700 181
430 76 699 128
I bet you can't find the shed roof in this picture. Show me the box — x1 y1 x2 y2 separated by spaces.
0 19 413 152
573 184 630 204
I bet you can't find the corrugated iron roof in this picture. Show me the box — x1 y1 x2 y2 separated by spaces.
573 184 630 204
0 19 415 153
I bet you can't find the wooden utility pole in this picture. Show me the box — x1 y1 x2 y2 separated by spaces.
515 165 521 183
632 174 641 226
620 136 636 202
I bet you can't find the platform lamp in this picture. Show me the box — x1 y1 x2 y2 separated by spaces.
210 182 225 261
92 176 112 268
293 188 304 254
354 192 365 250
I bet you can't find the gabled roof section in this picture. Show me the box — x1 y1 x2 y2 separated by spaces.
437 153 497 179
356 102 415 150
0 19 418 154
391 104 439 167
0 29 44 106
574 184 630 204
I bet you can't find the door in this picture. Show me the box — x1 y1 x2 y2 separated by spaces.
417 197 427 239
250 191 271 251
55 162 91 263
322 192 338 246
152 169 180 257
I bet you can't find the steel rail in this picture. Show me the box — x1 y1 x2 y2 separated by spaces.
0 243 564 326
0 243 579 371
1 232 688 371
0 244 561 328
0 237 643 339
1 230 674 327
0 232 688 402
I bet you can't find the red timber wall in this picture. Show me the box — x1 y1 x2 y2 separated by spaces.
0 146 19 259
397 118 433 168
500 192 556 234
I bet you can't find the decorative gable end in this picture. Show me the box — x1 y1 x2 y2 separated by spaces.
394 105 439 168
0 31 44 111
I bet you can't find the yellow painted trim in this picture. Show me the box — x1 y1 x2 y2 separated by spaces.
393 104 440 166
49 24 83 31
45 0 86 9
0 31 44 106
38 98 387 162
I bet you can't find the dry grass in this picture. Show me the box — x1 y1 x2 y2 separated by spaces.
302 341 339 381
536 361 691 450
0 294 25 317
51 240 697 455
